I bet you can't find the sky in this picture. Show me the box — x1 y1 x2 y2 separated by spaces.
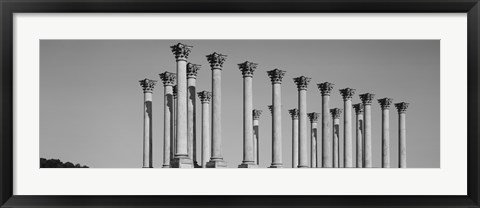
40 39 440 168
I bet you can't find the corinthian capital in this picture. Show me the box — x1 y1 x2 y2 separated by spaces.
170 43 192 60
252 109 263 120
359 93 375 105
289 108 299 119
187 63 201 78
238 61 258 77
352 103 364 114
267 69 286 84
307 112 320 123
340 88 356 100
268 105 273 114
317 82 335 96
330 108 343 119
378 98 393 110
206 52 227 69
159 71 176 86
293 76 311 90
139 78 157 93
395 102 409 113
197 91 212 103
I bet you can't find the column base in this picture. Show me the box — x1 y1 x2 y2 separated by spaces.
171 157 193 168
162 164 170 168
269 163 284 168
238 162 258 168
206 159 228 168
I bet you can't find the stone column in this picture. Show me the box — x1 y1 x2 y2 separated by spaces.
308 112 320 168
378 98 393 168
340 88 355 168
159 72 176 168
294 76 311 168
187 63 201 168
289 109 299 168
206 52 228 168
238 61 258 168
268 69 286 168
253 109 263 165
330 108 342 168
353 103 364 168
318 82 334 168
395 102 409 168
139 78 156 168
172 85 177 163
198 91 212 168
170 43 193 168
360 93 375 168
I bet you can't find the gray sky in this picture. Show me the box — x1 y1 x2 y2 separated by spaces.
40 40 439 168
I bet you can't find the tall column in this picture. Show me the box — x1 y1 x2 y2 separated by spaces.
340 88 355 168
268 69 286 168
289 109 299 168
198 91 212 168
378 98 393 168
318 82 334 168
253 109 263 165
159 72 176 168
206 52 228 168
170 43 193 168
395 102 409 168
353 103 364 168
294 76 311 168
360 93 375 168
187 63 201 168
139 78 156 168
330 108 342 168
308 112 320 168
172 85 177 164
238 61 258 168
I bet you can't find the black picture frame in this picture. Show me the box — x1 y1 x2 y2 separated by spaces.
1 0 479 207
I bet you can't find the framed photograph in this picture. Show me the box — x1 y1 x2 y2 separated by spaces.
1 0 479 207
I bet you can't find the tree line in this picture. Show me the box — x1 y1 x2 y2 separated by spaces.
40 158 89 168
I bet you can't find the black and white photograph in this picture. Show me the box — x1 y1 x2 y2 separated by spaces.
39 39 439 168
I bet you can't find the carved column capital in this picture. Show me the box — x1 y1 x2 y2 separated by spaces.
267 69 286 84
395 102 409 113
293 76 311 90
252 109 263 120
352 103 364 114
238 61 258 77
268 105 273 114
330 108 343 119
289 108 299 119
172 85 178 98
197 90 212 103
378 98 394 110
139 78 157 93
307 112 320 123
187 63 201 78
159 71 176 86
206 52 227 69
340 88 356 100
170 43 192 60
359 93 375 105
318 82 335 96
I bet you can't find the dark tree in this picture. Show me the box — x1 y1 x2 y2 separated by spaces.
40 158 89 168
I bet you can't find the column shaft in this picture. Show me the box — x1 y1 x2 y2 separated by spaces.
253 119 260 165
175 60 188 157
240 76 255 167
382 108 390 168
143 92 153 168
356 114 364 168
322 96 332 167
187 78 198 167
211 69 222 160
298 89 308 168
399 113 407 168
310 122 317 168
344 99 353 167
163 86 173 168
292 118 299 168
364 104 372 168
271 83 283 167
333 118 340 168
201 102 210 168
